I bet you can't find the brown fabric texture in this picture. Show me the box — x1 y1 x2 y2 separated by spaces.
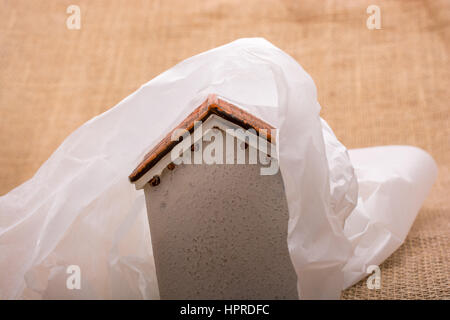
0 0 448 299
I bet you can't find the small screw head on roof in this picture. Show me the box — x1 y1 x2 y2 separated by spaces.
167 162 176 171
149 175 160 187
191 143 199 152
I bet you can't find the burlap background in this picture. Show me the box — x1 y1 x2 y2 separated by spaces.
0 0 448 299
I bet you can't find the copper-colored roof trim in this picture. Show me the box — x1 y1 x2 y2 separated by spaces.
129 94 275 183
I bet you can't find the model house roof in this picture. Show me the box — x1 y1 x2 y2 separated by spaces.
129 94 275 185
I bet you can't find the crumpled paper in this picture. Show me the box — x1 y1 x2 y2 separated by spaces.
0 38 437 299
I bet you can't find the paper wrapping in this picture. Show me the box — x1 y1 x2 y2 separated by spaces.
0 38 437 299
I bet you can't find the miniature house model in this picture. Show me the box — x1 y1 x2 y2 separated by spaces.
129 95 298 299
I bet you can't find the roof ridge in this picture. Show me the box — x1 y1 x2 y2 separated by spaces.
129 94 274 183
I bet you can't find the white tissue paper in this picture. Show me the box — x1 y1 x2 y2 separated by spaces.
0 38 437 299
